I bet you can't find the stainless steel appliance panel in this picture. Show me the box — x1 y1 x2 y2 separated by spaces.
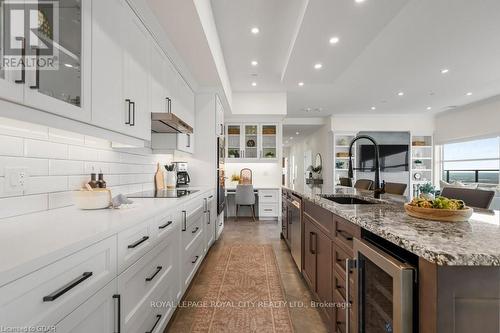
289 194 302 270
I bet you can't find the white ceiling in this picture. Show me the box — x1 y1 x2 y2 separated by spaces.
209 0 500 117
282 124 321 146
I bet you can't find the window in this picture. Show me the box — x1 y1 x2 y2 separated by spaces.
442 137 500 184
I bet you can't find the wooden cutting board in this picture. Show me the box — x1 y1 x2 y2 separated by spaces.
154 163 164 191
404 203 473 222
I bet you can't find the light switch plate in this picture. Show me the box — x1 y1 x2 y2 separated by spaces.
5 167 28 194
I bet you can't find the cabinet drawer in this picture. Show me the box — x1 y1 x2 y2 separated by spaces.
118 220 156 273
333 290 354 333
182 210 204 252
333 245 354 283
304 200 334 236
334 217 360 253
118 231 179 332
0 236 116 327
259 203 278 217
258 190 278 203
156 210 179 241
182 239 204 289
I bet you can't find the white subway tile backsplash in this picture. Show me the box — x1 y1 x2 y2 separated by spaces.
0 135 24 156
0 157 48 176
48 128 85 145
0 121 170 217
25 176 68 195
25 139 68 159
48 191 74 209
68 145 99 161
49 160 85 175
0 194 48 218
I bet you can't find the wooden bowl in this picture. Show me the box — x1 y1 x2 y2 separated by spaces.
404 203 473 222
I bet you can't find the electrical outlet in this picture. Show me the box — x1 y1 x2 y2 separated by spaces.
5 167 28 194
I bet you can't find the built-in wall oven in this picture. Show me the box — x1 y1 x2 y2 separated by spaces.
348 232 417 333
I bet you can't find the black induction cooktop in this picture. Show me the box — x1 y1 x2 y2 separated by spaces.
128 189 198 198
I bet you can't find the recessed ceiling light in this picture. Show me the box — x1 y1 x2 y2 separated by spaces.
329 36 340 44
251 82 257 87
371 106 376 110
466 92 472 96
289 137 293 140
251 27 259 34
251 60 258 66
298 82 304 87
440 68 449 74
397 91 404 96
426 106 432 110
355 0 365 3
314 63 323 70
296 132 300 135
64 63 73 68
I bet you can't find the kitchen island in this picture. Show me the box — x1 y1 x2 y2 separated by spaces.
281 186 500 333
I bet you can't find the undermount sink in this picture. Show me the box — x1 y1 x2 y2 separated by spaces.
321 196 377 205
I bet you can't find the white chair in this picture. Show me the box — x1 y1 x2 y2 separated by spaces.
235 184 256 221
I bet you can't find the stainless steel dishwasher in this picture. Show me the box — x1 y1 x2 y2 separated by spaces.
289 194 302 270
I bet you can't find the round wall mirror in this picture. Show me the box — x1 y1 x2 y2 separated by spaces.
313 153 322 174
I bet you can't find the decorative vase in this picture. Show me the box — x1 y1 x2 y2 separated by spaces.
165 171 177 189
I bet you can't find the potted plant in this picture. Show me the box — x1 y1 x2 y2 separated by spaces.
414 159 424 169
419 182 436 200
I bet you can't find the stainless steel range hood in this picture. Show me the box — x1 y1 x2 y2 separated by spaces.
151 98 193 134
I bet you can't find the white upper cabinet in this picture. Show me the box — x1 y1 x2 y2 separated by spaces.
215 95 224 136
150 43 169 113
225 122 280 162
174 72 195 128
0 0 91 122
92 0 150 141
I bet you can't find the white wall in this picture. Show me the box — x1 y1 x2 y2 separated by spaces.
231 93 287 115
224 162 282 188
0 117 173 219
435 95 500 144
331 114 435 133
284 122 333 193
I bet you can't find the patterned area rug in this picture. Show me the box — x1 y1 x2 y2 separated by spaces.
189 244 294 332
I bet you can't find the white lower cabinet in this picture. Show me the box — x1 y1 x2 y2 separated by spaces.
53 281 117 333
258 189 280 219
0 190 218 332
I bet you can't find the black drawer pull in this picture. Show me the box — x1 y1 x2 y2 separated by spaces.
43 272 92 302
128 236 149 249
191 227 199 234
337 230 353 241
191 255 199 264
159 220 172 229
145 266 162 282
208 195 214 199
264 195 273 198
146 314 161 333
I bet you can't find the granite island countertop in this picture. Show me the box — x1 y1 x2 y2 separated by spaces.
283 186 500 266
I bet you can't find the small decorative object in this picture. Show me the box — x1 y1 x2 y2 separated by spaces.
246 139 256 147
413 172 422 180
262 126 276 135
336 160 345 169
265 151 275 158
414 160 424 169
164 163 176 189
412 140 427 146
228 127 240 135
405 196 472 222
338 138 348 146
311 165 322 173
336 152 349 158
418 182 435 200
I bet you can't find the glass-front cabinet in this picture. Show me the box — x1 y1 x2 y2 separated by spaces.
225 122 280 161
0 0 91 121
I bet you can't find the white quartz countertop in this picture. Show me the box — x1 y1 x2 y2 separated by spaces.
0 187 212 287
225 185 281 190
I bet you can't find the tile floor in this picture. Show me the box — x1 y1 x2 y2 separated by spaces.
165 218 329 333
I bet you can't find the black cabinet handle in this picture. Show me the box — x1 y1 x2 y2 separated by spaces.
309 232 317 254
158 220 172 229
125 99 131 125
337 230 353 241
145 266 162 282
145 314 161 333
208 195 214 199
182 211 187 231
29 46 40 89
191 255 199 264
113 294 121 333
207 210 211 224
43 272 92 302
127 236 149 249
130 101 136 126
186 134 191 148
191 226 199 234
14 37 25 84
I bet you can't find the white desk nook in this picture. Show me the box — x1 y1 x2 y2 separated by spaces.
225 186 281 220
